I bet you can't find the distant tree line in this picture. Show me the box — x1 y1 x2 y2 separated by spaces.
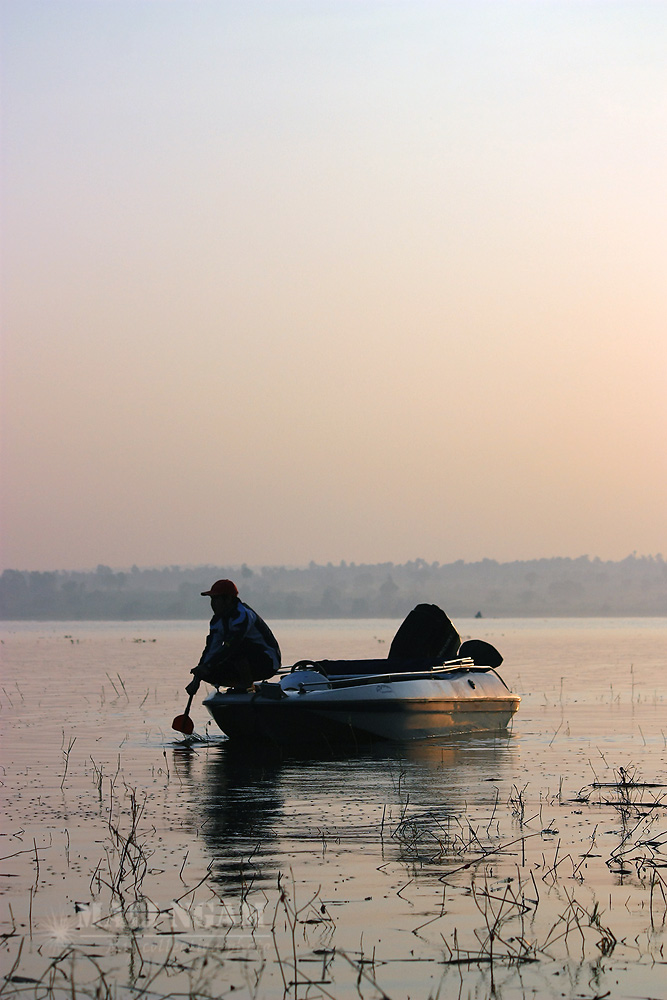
0 555 665 620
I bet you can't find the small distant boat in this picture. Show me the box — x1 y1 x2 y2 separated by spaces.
202 605 520 745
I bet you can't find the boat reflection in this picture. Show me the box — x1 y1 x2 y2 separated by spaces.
175 733 518 892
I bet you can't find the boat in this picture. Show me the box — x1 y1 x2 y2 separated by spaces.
202 605 520 745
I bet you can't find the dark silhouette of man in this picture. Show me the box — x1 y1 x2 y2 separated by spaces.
186 579 281 695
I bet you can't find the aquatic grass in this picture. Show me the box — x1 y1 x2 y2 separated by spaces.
4 800 665 1000
574 763 667 909
440 871 541 976
59 733 76 791
4 742 667 998
83 775 158 918
437 857 623 978
88 756 105 803
271 871 336 997
508 783 530 826
385 766 666 987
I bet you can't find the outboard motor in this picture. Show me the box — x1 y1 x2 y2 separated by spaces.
388 604 461 663
458 639 503 668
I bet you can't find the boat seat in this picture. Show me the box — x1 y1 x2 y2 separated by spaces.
314 657 437 677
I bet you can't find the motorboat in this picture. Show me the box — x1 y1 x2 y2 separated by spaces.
203 658 519 744
202 605 520 745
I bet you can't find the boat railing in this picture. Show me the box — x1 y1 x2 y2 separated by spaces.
279 658 503 691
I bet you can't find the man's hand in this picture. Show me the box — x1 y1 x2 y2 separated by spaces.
185 676 201 697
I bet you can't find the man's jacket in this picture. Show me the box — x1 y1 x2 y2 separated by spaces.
197 602 281 675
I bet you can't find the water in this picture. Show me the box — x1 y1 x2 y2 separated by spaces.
1 618 666 999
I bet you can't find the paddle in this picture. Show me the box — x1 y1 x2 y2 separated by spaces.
172 691 195 735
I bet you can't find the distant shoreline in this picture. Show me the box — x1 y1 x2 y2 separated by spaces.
2 613 665 624
2 556 665 619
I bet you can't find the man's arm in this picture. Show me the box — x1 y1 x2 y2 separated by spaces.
185 618 228 691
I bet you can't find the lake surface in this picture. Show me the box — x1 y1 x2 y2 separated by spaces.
1 617 666 999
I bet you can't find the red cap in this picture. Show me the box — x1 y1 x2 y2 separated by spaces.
201 579 239 598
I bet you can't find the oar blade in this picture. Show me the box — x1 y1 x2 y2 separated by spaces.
172 713 194 735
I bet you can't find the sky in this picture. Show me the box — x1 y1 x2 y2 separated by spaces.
1 0 666 572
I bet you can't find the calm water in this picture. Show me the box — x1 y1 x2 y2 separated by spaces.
1 618 666 999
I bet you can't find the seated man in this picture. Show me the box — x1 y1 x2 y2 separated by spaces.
186 579 281 695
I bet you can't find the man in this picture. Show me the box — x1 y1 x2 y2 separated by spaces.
185 579 281 696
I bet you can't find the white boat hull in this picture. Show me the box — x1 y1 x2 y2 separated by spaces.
203 666 520 745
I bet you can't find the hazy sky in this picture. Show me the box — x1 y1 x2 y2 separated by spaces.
2 1 666 572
